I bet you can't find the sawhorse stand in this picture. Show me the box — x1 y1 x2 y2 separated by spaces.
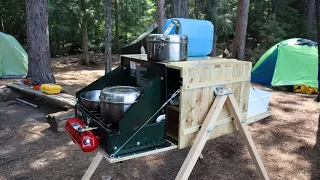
82 88 270 180
175 88 269 180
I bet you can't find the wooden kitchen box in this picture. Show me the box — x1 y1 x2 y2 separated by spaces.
123 55 252 149
83 55 271 180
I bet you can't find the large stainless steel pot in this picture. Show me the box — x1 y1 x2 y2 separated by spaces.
146 20 188 62
99 86 142 124
79 90 101 109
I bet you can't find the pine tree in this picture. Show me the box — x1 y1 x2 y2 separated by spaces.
80 0 89 65
105 0 112 73
233 0 250 60
25 0 55 84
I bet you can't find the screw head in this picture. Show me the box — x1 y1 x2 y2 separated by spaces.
160 77 164 80
207 128 212 133
114 147 117 150
137 142 140 146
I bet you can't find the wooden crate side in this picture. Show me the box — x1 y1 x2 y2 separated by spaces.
181 62 251 84
178 119 237 148
177 61 251 149
178 81 250 148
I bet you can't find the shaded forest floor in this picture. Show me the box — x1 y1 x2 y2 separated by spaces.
1 54 320 180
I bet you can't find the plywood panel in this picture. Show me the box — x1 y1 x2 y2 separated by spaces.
174 59 252 149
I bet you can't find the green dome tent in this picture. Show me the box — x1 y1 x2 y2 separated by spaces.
0 32 28 78
251 38 318 88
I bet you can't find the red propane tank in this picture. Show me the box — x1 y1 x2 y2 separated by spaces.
65 118 99 152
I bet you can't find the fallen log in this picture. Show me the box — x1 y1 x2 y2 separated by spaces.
47 109 75 132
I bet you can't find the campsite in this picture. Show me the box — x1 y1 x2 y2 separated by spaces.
0 55 320 180
1 0 320 180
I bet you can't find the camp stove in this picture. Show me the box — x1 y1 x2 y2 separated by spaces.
66 56 180 158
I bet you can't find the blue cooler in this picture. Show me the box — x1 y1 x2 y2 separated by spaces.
164 18 214 57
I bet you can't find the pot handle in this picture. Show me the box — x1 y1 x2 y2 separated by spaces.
161 19 180 41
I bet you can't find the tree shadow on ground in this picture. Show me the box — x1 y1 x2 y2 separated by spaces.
96 132 262 180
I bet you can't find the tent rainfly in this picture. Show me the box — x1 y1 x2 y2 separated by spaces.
0 32 28 78
251 38 318 88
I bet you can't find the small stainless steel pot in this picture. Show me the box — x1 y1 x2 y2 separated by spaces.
146 19 188 62
147 34 188 62
79 90 101 109
99 86 142 124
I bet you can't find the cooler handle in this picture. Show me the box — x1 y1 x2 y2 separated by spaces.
160 19 180 41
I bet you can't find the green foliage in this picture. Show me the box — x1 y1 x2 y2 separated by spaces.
0 0 26 45
0 0 156 56
247 15 286 65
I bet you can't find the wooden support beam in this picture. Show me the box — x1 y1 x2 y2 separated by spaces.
246 110 272 125
175 95 227 180
226 94 270 180
81 152 104 180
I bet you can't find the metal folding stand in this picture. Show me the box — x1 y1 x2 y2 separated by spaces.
82 87 270 180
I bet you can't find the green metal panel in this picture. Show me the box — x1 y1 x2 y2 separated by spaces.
108 77 166 155
76 67 136 98
108 121 166 156
119 77 165 133
75 57 168 156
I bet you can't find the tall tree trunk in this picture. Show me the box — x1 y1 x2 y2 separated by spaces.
169 0 174 17
211 27 217 56
25 0 55 84
157 0 166 33
233 0 250 60
306 0 316 40
194 0 198 19
124 1 128 43
105 0 112 73
210 0 217 57
271 0 278 16
315 0 320 102
172 0 189 18
80 0 89 65
1 20 4 32
114 0 120 54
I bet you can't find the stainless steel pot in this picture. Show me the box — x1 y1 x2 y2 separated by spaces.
146 20 188 62
79 90 101 109
99 86 142 124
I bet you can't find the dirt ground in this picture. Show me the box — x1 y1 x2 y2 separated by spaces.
1 55 320 180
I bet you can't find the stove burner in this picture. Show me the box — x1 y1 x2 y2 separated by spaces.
79 104 115 130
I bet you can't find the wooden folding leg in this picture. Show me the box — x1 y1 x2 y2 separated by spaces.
175 95 227 180
226 94 270 180
82 151 104 180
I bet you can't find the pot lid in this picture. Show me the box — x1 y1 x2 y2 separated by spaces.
100 86 142 104
147 34 188 43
